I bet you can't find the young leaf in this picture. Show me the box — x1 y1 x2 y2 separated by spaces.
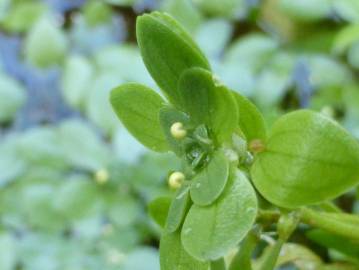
178 68 239 143
251 110 359 208
166 184 192 233
110 83 169 152
136 12 210 108
190 150 229 206
231 91 266 142
160 230 209 270
181 170 257 261
148 196 172 228
159 106 190 156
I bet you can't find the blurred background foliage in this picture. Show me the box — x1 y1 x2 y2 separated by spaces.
0 0 359 269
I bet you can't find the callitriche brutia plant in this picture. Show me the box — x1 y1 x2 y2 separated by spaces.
110 12 359 270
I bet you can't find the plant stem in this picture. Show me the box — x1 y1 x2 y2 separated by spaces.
300 207 359 241
257 238 286 270
210 258 226 270
229 228 260 270
257 213 299 270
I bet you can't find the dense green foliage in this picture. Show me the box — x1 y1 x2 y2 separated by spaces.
111 10 359 270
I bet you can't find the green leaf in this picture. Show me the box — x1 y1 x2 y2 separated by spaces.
279 0 331 22
178 68 238 143
161 0 202 33
0 73 26 123
194 0 245 18
87 73 121 136
122 248 160 270
190 150 229 206
231 91 266 142
148 196 172 228
24 16 67 68
2 1 47 33
181 170 257 261
333 24 359 54
160 230 209 270
110 83 169 152
166 184 192 233
58 119 110 171
62 55 94 110
159 106 190 156
136 12 210 108
0 234 16 270
54 176 98 219
251 110 359 208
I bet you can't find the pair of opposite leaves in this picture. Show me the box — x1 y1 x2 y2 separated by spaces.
110 11 359 269
110 11 359 209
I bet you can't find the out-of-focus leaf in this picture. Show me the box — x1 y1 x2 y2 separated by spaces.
308 55 352 90
196 19 232 59
161 0 202 33
54 175 99 220
0 233 16 270
107 196 142 227
254 243 323 270
122 248 160 270
0 73 26 123
333 24 359 54
194 0 246 18
87 73 122 136
279 0 331 22
1 1 46 33
59 119 110 171
94 45 154 87
17 127 67 170
348 41 359 69
62 55 94 110
24 16 68 68
333 0 359 23
225 34 278 71
0 135 26 187
83 0 112 27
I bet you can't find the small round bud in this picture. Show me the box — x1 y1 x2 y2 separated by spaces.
249 139 265 154
95 169 109 184
168 171 185 189
170 122 187 140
